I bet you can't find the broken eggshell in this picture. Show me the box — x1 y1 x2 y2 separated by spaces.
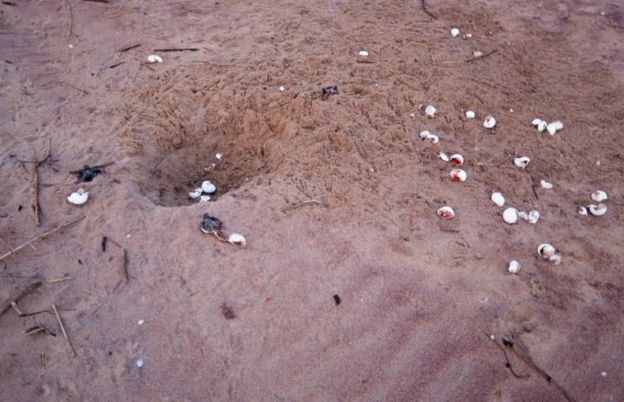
146 54 163 63
450 168 467 182
425 105 437 117
491 192 505 207
514 156 531 169
591 190 608 202
538 243 556 258
67 188 89 205
358 50 369 57
450 27 461 37
201 180 216 194
189 189 202 199
503 207 518 224
546 120 563 135
437 206 455 220
450 154 464 165
465 110 476 119
588 203 607 216
540 180 553 189
419 130 439 144
228 233 247 247
439 152 450 162
508 260 521 274
483 115 496 129
578 205 588 216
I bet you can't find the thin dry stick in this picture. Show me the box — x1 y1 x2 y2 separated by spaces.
48 275 72 284
32 142 52 226
66 0 75 39
153 48 199 52
420 0 438 20
121 249 129 283
0 281 42 317
0 215 85 261
466 49 498 63
52 304 76 356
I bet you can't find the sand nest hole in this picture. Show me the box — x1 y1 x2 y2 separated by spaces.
131 109 286 207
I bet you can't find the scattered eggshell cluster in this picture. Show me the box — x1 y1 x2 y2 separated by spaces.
579 190 608 217
420 130 439 144
538 243 561 264
532 118 563 135
189 180 217 202
503 207 539 225
67 188 89 205
518 210 540 224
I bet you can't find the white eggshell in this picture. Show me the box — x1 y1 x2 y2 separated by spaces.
201 180 216 194
514 156 531 169
228 233 247 247
537 121 547 132
189 190 202 199
517 211 529 220
591 190 607 202
450 27 461 37
216 153 223 160
531 118 543 126
588 203 607 216
437 206 455 220
546 120 563 135
67 188 89 205
491 192 505 207
540 180 553 189
549 254 562 265
450 169 467 182
483 115 496 129
425 105 437 117
578 206 588 216
450 154 464 165
465 110 476 119
279 85 285 92
503 207 518 224
358 50 369 57
439 152 450 162
146 54 163 63
538 243 556 258
508 260 521 274
527 210 540 224
419 130 431 139
199 195 211 202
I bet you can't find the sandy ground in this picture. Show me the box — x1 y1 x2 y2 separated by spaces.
1 0 623 401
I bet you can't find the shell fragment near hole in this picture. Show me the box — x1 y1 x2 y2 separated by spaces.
483 115 496 129
437 206 455 220
67 188 89 205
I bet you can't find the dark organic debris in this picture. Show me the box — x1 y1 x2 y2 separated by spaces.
200 213 223 234
71 165 102 182
322 85 339 99
333 294 341 305
101 236 108 252
220 303 236 319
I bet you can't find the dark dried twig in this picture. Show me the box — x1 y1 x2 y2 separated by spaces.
119 44 141 53
31 141 52 226
153 48 199 52
0 215 85 261
101 236 108 252
84 0 110 3
66 0 75 39
420 0 438 20
26 325 57 337
502 336 577 402
0 281 42 317
466 49 498 63
109 62 124 69
121 249 129 283
2 1 17 6
52 304 76 356
531 184 539 200
484 332 529 379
